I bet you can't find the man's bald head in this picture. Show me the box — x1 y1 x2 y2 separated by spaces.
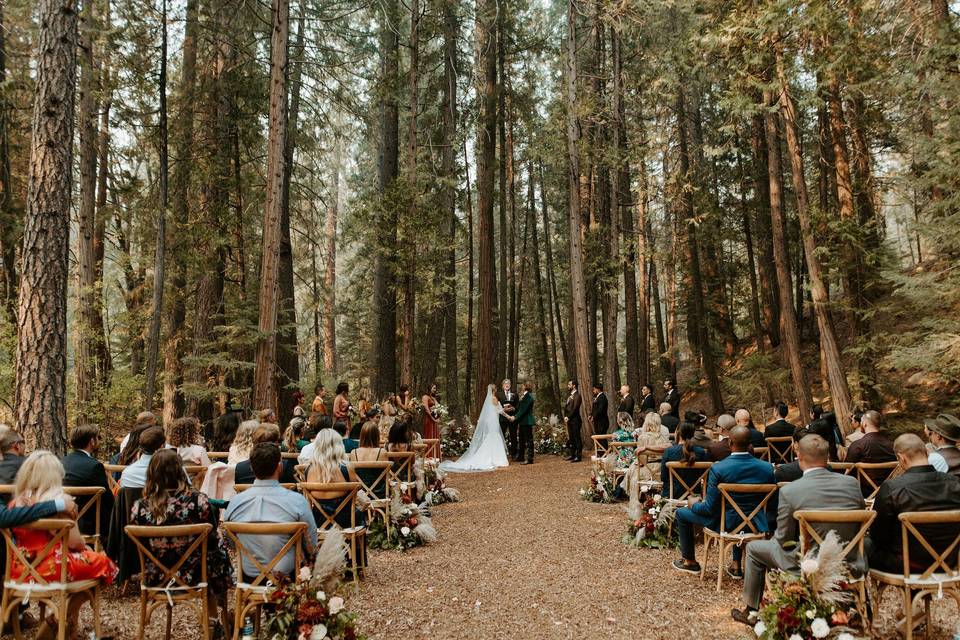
862 410 882 433
797 434 830 469
716 414 735 433
735 409 751 426
893 433 928 468
729 425 751 451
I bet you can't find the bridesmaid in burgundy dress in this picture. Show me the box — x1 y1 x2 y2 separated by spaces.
422 384 440 440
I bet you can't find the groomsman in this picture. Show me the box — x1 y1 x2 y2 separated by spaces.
617 385 635 422
497 379 518 459
514 382 536 464
564 380 583 462
639 384 656 414
590 384 609 436
663 379 681 418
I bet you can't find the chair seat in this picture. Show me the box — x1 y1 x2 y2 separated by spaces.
5 579 99 594
703 528 766 542
235 583 271 595
869 569 960 588
319 526 365 537
366 498 390 508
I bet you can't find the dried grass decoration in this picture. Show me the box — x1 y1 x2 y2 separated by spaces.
367 491 438 551
622 488 678 549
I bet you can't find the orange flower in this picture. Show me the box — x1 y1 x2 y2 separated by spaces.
831 610 849 626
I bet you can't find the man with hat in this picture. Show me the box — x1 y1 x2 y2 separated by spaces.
924 413 960 477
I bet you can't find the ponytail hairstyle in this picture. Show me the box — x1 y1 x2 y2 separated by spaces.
676 421 697 465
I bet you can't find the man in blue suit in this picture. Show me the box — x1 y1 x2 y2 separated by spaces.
672 425 776 576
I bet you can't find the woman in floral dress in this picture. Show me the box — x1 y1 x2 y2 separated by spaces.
130 449 234 634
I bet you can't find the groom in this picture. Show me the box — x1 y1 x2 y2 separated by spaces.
496 379 518 459
514 382 536 464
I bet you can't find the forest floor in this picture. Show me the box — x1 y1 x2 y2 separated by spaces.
58 456 956 639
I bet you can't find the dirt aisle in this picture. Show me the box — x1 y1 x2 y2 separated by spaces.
354 455 746 640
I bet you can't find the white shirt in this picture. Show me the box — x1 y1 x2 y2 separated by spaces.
929 451 948 473
119 453 153 488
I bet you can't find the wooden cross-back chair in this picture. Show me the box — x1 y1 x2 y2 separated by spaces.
125 523 213 640
63 486 106 552
663 461 712 502
222 522 307 640
348 461 393 538
103 464 126 495
281 452 300 461
420 438 441 459
851 461 901 505
701 483 779 592
385 452 417 499
869 510 960 640
795 509 877 623
298 482 366 585
591 434 614 459
751 446 769 461
411 443 429 460
607 441 638 483
183 465 208 489
232 483 298 494
764 437 795 464
207 452 229 462
0 519 103 640
294 464 307 483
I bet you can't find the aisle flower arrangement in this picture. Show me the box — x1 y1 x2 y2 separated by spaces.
261 531 365 640
535 415 568 456
752 532 863 640
580 468 617 503
367 492 438 551
440 420 472 457
622 491 677 549
419 458 461 505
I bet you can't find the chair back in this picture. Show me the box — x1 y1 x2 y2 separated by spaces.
412 443 429 459
421 438 441 458
222 522 307 586
831 461 855 474
665 461 712 500
233 483 298 493
608 441 638 455
1 519 74 586
751 446 768 460
63 486 106 550
124 523 212 590
591 434 613 457
103 464 126 494
852 461 899 500
298 482 361 531
764 437 794 464
385 452 416 483
348 461 392 500
281 452 300 461
294 464 307 482
717 483 779 535
897 510 960 579
183 465 208 488
794 509 876 567
208 452 229 461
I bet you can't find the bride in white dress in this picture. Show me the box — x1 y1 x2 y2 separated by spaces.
439 384 510 472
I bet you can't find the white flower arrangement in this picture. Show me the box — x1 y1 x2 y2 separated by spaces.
810 618 830 638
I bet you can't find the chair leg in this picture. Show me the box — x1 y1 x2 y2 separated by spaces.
716 541 726 593
201 593 211 640
232 592 243 640
923 594 931 640
138 593 148 640
92 586 103 640
903 587 913 640
699 536 709 582
165 604 173 640
57 595 67 640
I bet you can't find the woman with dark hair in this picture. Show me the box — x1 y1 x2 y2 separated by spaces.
114 423 152 466
385 417 415 453
333 382 352 435
395 384 414 413
422 383 440 440
292 390 306 418
658 422 708 497
131 450 233 632
169 416 212 466
211 410 241 452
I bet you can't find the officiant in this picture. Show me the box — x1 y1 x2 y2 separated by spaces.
497 379 519 459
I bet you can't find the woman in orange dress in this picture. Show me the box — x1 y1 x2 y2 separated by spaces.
422 384 440 440
333 381 353 435
10 451 118 638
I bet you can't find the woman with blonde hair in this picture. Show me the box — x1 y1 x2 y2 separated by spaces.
10 451 117 638
169 416 211 466
305 429 364 528
227 419 259 465
617 411 671 502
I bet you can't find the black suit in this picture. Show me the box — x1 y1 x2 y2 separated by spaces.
564 390 583 459
617 395 635 421
62 450 114 539
661 414 680 435
664 388 680 418
639 393 656 414
591 392 609 435
0 453 25 485
235 459 297 485
496 389 519 458
764 419 796 460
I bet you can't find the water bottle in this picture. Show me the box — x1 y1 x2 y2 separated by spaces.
241 617 254 640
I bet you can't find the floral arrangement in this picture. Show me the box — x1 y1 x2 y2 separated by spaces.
418 458 461 506
579 468 617 503
622 490 677 549
367 491 437 551
535 415 568 456
440 420 473 457
752 532 864 640
431 403 449 421
261 531 365 640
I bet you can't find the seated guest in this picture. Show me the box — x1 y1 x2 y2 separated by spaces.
349 421 388 463
235 424 296 485
211 409 241 453
282 417 309 453
844 409 896 493
385 417 416 453
62 423 114 538
656 422 708 496
731 434 864 625
659 402 680 436
672 426 775 576
774 428 822 483
304 430 365 528
119 426 167 489
607 413 638 469
333 420 359 454
619 412 671 502
169 416 212 466
131 450 233 630
258 408 278 424
685 412 712 449
736 409 766 448
0 426 27 484
869 433 960 574
708 414 738 462
228 419 260 465
807 417 840 462
764 401 796 459
298 415 334 465
224 443 317 579
844 409 865 445
113 421 153 467
10 451 118 638
924 413 960 477
117 411 158 453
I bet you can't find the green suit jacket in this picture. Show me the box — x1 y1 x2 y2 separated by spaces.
514 392 536 426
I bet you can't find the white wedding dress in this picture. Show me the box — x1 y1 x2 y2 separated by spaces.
439 386 509 472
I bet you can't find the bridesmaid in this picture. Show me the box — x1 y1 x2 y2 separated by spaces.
395 384 414 414
333 381 352 435
422 383 440 440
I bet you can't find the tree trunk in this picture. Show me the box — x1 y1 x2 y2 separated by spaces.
93 1 112 386
252 0 290 411
739 153 764 350
507 98 520 383
401 0 419 387
16 0 78 453
463 139 475 415
565 0 593 438
540 162 569 385
475 0 498 411
632 154 651 391
373 0 399 397
0 0 15 320
777 55 853 432
441 0 459 417
763 87 813 419
527 162 558 414
323 121 340 378
143 0 168 412
750 113 780 348
495 12 507 384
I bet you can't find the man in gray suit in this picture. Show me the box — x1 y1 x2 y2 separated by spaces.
731 434 865 625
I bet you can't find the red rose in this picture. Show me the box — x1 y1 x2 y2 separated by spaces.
408 517 419 528
831 610 849 626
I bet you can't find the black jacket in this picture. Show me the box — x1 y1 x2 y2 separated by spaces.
661 414 680 435
664 388 680 418
235 459 297 485
591 393 609 430
62 450 114 538
565 391 582 424
869 465 960 573
496 389 517 426
765 419 796 458
639 393 656 414
617 395 635 419
0 453 25 485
